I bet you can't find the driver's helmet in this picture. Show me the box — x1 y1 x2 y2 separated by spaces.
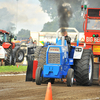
61 29 68 36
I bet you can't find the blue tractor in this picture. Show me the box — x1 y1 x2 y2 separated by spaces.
35 27 94 86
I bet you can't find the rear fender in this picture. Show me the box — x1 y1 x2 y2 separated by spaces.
73 46 83 59
2 42 11 49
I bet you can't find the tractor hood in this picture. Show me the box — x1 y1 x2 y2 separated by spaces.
2 42 11 49
46 45 68 65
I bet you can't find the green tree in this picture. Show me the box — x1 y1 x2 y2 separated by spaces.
41 19 59 32
17 29 30 40
39 0 100 32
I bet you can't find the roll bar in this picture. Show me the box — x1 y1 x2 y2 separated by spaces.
56 27 80 46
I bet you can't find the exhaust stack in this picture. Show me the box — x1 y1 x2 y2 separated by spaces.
62 36 65 46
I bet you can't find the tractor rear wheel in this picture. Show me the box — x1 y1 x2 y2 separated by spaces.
5 46 12 65
34 46 43 60
67 68 74 87
16 49 24 62
75 49 94 86
12 56 16 65
38 47 47 69
35 67 42 85
38 47 49 83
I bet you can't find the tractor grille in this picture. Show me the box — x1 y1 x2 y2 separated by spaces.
48 53 60 64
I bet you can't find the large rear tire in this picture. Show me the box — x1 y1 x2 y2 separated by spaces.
5 46 12 65
38 47 47 69
34 46 43 60
38 47 49 83
75 49 94 86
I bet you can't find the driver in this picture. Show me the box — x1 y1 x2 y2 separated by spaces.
61 29 71 45
61 29 71 52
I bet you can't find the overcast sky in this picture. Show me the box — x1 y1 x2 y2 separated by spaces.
0 0 51 34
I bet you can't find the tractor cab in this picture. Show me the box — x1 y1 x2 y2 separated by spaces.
0 30 9 44
0 30 16 49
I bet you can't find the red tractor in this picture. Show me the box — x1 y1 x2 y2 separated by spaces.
72 8 100 85
0 30 24 66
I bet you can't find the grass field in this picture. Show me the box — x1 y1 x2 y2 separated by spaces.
0 65 27 73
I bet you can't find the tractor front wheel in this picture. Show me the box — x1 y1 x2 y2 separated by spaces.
67 68 74 87
35 67 42 85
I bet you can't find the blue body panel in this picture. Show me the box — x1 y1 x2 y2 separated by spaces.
42 39 75 79
43 64 71 78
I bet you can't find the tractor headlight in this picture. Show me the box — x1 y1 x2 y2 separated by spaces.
75 48 82 52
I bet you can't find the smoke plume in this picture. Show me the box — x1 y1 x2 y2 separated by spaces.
56 1 72 28
0 7 16 34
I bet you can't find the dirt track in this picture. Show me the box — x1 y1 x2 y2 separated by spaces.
0 75 100 100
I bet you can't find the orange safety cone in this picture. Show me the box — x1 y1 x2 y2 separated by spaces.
45 82 52 100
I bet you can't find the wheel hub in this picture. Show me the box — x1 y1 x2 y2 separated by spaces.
89 57 92 80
